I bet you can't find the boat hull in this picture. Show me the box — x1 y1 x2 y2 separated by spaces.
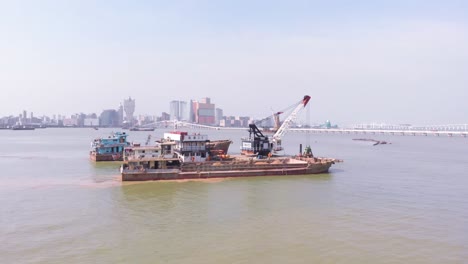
90 152 123 161
121 157 334 181
129 128 155 131
206 140 232 154
90 132 128 162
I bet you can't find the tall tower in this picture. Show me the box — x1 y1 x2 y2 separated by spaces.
23 110 27 123
179 101 188 121
117 103 124 126
123 97 135 123
189 100 195 122
169 101 180 120
215 108 223 126
170 100 189 121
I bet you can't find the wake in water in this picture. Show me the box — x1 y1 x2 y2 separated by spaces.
0 155 50 160
0 174 229 191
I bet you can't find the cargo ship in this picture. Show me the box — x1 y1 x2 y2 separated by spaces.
90 132 130 161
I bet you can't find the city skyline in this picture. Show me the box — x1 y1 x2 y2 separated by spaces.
0 96 252 128
1 1 467 125
3 96 466 128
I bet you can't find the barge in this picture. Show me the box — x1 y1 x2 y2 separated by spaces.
122 156 335 181
120 131 336 181
129 127 155 131
11 125 35 130
120 95 339 181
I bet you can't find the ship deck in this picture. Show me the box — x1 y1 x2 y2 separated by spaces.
121 155 337 181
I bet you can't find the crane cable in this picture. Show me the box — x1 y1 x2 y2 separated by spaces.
255 98 303 126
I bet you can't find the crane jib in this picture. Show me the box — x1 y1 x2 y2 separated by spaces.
302 95 311 107
242 95 312 156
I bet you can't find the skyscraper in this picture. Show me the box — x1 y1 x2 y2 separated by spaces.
189 100 195 122
215 108 223 126
117 103 124 126
169 100 180 120
193 97 215 125
169 100 189 121
123 97 135 123
179 101 188 121
99 109 119 127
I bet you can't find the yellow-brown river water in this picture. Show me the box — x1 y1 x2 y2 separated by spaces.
1 128 467 263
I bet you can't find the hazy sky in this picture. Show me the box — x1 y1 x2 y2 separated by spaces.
1 0 467 125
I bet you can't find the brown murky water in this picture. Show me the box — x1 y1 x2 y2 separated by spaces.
1 128 467 263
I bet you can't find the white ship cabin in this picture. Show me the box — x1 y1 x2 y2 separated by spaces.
163 131 208 163
123 141 177 161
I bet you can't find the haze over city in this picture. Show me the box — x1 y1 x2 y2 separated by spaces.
1 1 467 125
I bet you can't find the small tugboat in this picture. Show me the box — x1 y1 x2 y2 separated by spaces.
90 132 130 161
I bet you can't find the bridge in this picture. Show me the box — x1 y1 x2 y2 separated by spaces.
351 123 468 132
140 120 245 131
139 121 468 137
290 128 467 137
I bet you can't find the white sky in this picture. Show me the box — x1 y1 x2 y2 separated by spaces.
1 0 467 125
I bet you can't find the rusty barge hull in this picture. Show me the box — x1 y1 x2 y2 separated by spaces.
90 153 123 162
121 157 334 181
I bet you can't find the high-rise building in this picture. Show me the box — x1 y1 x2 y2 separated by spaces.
220 116 251 127
123 97 135 123
180 101 188 121
189 100 195 122
117 103 124 126
193 97 215 125
170 100 189 121
215 108 223 126
160 112 170 121
99 109 119 127
169 101 180 120
22 110 27 123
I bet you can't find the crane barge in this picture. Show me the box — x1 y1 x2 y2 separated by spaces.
120 95 339 181
241 95 311 156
